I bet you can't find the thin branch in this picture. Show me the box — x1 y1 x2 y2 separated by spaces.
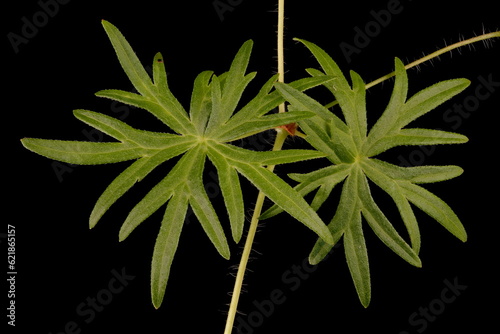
324 31 500 109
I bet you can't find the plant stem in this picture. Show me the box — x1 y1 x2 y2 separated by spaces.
223 130 288 334
324 31 500 109
223 2 287 333
277 0 286 114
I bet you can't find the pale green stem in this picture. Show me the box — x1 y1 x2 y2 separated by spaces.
223 130 288 334
324 31 500 109
277 0 286 114
222 1 287 333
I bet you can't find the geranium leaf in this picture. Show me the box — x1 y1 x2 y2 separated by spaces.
270 41 468 306
21 22 331 309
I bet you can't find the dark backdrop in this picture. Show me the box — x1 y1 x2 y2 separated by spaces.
5 0 499 333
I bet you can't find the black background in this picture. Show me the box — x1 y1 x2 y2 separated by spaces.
5 0 499 333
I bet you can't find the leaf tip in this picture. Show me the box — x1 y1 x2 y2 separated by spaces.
154 52 164 63
118 228 129 242
152 296 163 310
232 229 243 244
308 255 320 266
361 298 371 308
89 215 99 230
101 19 112 29
457 230 468 243
243 39 254 47
72 109 88 119
221 249 231 260
20 137 29 147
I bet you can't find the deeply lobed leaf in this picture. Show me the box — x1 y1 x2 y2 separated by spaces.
266 39 469 307
21 21 335 309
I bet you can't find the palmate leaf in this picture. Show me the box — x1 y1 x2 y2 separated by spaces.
262 39 469 307
21 21 336 309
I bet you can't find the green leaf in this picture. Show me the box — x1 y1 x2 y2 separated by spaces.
216 110 315 142
152 52 174 98
22 138 143 165
205 40 256 135
101 21 194 135
118 147 203 241
363 58 409 151
360 159 420 253
22 22 332 309
309 167 358 265
272 41 468 306
151 192 188 309
363 58 470 156
273 82 354 164
210 142 333 245
96 89 191 135
216 75 335 141
365 158 464 184
101 20 154 97
190 71 214 134
344 204 371 308
357 168 421 267
274 82 337 122
397 79 470 129
89 139 195 228
400 182 467 242
207 149 245 243
74 109 186 148
366 128 468 156
235 161 333 245
293 38 352 94
261 164 351 220
186 148 231 259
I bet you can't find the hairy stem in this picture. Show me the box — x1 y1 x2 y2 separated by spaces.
223 1 287 333
223 130 288 334
324 31 500 108
277 0 286 114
